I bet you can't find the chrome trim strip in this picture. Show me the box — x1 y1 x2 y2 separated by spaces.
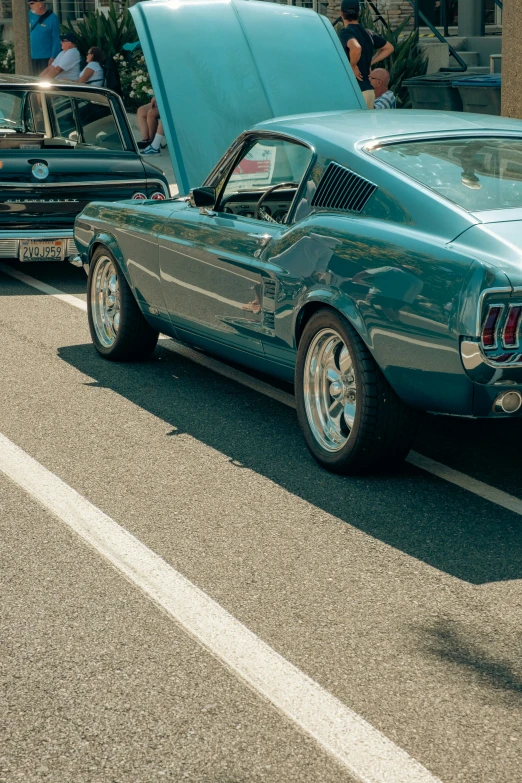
501 303 522 350
461 340 522 371
0 179 153 189
148 179 169 197
480 303 505 350
0 230 73 238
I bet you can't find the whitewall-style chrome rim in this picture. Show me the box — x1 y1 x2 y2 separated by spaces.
303 328 357 453
91 255 121 348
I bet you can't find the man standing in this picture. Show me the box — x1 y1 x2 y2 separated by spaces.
338 0 394 109
370 68 397 109
39 32 81 81
28 0 61 77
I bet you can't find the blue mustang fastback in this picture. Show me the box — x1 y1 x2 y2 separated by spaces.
75 0 522 474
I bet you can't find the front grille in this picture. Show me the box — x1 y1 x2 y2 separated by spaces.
312 162 377 213
0 240 18 258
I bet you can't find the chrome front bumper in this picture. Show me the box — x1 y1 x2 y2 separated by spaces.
0 231 78 261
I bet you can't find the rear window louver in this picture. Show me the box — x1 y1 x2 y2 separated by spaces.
311 162 377 213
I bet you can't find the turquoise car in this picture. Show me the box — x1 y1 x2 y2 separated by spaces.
75 0 522 474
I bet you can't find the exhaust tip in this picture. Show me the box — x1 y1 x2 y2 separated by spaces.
494 390 522 414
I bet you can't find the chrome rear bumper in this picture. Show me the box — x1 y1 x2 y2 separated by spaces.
0 231 78 260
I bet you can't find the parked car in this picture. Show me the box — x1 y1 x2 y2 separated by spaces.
0 75 168 264
75 0 522 474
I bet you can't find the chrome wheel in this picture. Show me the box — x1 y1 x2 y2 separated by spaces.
90 255 121 348
303 328 356 453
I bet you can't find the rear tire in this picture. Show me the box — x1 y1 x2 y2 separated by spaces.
295 309 417 474
87 246 159 361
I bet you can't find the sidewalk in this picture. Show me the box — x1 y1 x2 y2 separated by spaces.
127 112 178 197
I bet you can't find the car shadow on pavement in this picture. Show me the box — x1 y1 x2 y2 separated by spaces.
58 342 522 586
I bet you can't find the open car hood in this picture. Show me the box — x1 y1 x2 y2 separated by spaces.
131 0 365 194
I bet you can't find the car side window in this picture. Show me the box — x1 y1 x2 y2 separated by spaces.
223 139 311 196
48 95 77 141
24 94 45 134
74 98 124 151
219 138 312 222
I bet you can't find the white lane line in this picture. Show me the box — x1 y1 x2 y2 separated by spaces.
5 266 522 519
0 263 87 312
406 452 522 516
0 431 443 783
159 341 522 517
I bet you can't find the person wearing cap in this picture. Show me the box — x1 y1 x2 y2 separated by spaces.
39 32 81 82
28 1 61 76
338 0 394 109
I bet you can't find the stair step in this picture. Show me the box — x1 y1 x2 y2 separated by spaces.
458 50 480 66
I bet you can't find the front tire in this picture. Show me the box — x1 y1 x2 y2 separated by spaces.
295 309 417 474
87 247 159 361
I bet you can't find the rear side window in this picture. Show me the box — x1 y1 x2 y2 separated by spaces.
75 98 123 151
49 95 77 140
25 93 46 134
47 92 125 151
372 137 522 212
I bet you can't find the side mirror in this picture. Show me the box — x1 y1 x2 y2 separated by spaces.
189 186 216 208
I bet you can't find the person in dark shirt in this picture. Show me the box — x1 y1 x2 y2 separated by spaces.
338 0 394 108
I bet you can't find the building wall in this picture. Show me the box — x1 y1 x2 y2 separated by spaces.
325 0 412 26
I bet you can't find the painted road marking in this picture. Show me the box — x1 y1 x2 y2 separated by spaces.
0 431 443 783
3 264 522 519
0 263 87 312
160 340 522 517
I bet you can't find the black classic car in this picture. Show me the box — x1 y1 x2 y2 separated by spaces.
0 75 168 263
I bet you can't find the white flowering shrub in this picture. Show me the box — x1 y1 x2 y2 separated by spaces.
114 51 153 111
0 43 15 74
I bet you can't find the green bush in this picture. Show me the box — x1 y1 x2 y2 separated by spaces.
335 11 428 108
60 0 137 58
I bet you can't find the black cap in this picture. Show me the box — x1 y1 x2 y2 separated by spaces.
60 32 78 44
340 0 360 11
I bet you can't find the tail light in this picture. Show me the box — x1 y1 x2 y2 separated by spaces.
481 305 503 348
151 192 166 200
133 192 147 200
503 305 522 347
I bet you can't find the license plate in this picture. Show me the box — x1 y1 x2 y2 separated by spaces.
20 239 65 261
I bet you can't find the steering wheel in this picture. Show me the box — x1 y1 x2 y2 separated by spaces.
254 181 299 222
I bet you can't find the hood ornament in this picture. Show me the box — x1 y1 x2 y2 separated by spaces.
32 162 49 181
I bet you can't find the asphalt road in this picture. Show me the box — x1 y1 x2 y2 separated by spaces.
1 261 521 783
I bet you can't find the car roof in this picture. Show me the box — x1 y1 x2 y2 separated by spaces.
0 73 116 98
253 109 522 149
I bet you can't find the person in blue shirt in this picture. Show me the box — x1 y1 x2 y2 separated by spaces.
28 0 61 76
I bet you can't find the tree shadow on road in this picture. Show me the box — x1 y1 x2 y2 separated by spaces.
417 616 522 701
58 341 522 586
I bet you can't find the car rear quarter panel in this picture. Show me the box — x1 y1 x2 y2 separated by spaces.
267 213 479 413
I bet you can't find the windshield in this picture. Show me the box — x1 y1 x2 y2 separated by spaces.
0 90 24 131
371 137 522 212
